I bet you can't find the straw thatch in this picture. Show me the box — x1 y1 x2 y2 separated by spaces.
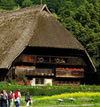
0 5 96 72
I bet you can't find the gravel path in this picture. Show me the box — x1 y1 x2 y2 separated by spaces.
20 103 100 107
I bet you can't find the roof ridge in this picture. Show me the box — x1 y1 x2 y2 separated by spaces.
40 4 51 14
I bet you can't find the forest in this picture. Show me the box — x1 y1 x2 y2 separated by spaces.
0 0 100 72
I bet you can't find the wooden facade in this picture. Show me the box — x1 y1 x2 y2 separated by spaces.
7 47 88 86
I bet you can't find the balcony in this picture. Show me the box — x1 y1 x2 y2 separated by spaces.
15 66 54 77
25 71 54 76
56 71 84 78
56 68 84 78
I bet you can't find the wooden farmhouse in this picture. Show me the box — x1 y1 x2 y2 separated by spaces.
0 5 96 86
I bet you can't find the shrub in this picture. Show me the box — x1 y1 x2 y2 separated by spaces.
0 83 100 96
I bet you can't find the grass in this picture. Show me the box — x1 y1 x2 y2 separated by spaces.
19 93 100 107
35 92 100 100
23 105 100 107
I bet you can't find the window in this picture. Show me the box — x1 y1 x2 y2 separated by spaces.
35 78 44 84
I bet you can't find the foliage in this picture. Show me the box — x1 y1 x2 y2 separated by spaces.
37 92 100 100
1 83 100 106
58 0 100 70
22 0 33 8
0 0 17 10
15 72 30 85
7 78 16 85
15 72 25 81
14 0 24 7
0 8 7 12
1 84 100 96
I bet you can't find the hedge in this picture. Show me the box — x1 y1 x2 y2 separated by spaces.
0 82 100 96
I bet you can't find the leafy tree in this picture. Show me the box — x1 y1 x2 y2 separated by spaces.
58 0 100 70
71 0 87 7
22 0 33 8
45 0 65 13
0 0 16 10
31 0 47 4
14 0 24 7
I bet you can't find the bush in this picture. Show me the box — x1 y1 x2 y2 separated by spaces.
0 82 100 96
22 0 33 8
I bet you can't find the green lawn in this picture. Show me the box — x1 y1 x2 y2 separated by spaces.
20 93 100 107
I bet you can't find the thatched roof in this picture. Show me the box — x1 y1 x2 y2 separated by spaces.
0 5 96 72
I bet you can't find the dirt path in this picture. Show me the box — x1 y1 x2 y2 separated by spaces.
20 103 100 107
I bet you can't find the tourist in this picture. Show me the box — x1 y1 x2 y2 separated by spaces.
8 90 14 107
14 89 21 107
2 90 8 107
0 91 3 107
25 92 31 107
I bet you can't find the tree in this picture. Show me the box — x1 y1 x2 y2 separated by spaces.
14 0 24 7
0 0 16 10
58 0 100 70
45 0 65 13
22 0 33 8
71 0 87 7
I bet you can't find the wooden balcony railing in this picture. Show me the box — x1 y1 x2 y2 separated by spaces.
25 71 54 76
15 70 54 76
56 71 84 78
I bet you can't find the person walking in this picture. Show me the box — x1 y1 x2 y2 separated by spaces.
0 91 3 107
2 90 8 107
8 90 14 107
25 92 31 107
14 89 21 107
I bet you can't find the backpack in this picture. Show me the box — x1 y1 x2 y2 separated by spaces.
0 94 3 100
9 94 13 99
0 94 1 100
2 94 7 100
15 92 18 98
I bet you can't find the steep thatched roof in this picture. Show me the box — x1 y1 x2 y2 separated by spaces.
0 5 96 72
28 11 84 49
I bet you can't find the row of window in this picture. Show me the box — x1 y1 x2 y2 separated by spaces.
35 78 81 85
16 55 85 65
